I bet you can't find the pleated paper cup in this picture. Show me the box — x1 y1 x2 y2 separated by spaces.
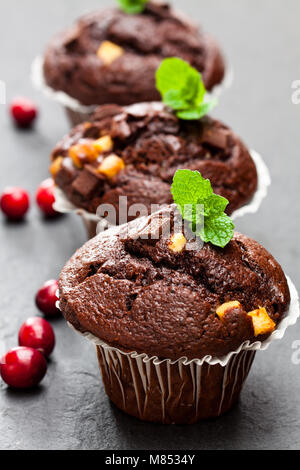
64 277 299 424
231 150 271 221
53 149 271 239
31 56 233 127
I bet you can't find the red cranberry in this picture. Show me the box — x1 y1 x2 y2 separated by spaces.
10 97 38 128
0 187 30 220
19 317 55 357
0 347 47 389
35 280 60 317
36 179 58 217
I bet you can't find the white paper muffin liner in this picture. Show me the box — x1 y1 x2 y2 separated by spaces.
231 150 271 221
62 277 299 422
53 149 271 238
31 56 233 127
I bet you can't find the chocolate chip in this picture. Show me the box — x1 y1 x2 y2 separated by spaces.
55 157 77 186
71 169 101 199
201 127 229 149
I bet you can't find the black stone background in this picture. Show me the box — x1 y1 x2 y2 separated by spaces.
0 0 299 450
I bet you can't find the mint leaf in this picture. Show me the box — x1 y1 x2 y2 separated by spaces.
177 107 204 120
177 99 218 120
156 58 217 120
182 69 205 104
171 169 213 210
171 169 235 248
117 0 148 14
199 214 235 248
156 58 193 95
198 99 218 115
203 194 229 217
164 90 190 111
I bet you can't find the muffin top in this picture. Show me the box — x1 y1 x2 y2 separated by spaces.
59 206 290 361
43 2 225 106
51 102 257 218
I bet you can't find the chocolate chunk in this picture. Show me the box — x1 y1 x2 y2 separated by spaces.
55 157 77 187
201 126 229 149
71 169 101 199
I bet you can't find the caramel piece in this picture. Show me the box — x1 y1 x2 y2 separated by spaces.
216 301 241 320
93 136 113 153
247 308 276 336
69 141 98 168
97 154 125 179
168 234 187 253
97 41 124 65
49 156 63 177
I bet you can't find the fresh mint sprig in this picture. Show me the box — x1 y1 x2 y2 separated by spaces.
171 169 234 248
117 0 148 14
156 58 217 120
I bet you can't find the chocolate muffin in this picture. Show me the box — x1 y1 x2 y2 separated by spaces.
59 206 290 423
43 2 225 108
50 102 258 233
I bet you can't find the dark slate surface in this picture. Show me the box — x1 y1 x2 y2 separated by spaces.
0 0 299 450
